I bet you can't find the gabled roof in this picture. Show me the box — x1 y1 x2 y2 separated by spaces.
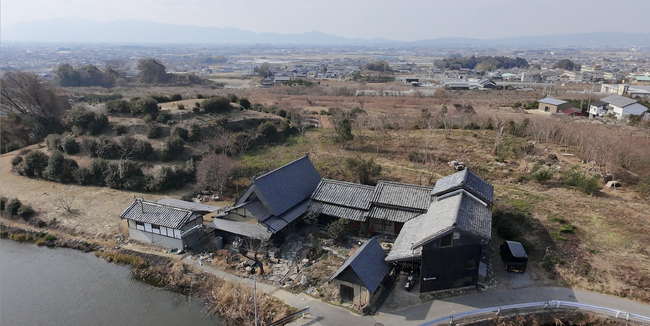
328 238 389 293
120 199 195 229
371 180 432 211
431 169 494 205
156 198 220 213
236 155 322 217
366 206 423 223
539 98 567 106
386 191 491 262
601 95 637 108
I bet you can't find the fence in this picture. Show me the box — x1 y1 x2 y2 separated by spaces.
269 306 310 326
417 300 650 326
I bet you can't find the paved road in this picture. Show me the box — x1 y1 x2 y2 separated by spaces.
184 258 650 326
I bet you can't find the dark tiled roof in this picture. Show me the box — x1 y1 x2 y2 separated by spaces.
366 205 423 223
210 218 272 241
311 179 374 210
243 199 272 221
372 180 432 210
309 202 367 222
157 198 220 213
262 199 311 233
386 191 491 262
248 155 322 216
328 238 390 293
120 199 194 229
431 169 494 205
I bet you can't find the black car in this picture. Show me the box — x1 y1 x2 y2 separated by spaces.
499 241 528 273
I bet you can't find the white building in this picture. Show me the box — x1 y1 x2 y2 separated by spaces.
600 95 648 119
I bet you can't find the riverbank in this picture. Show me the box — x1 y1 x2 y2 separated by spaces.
0 222 296 326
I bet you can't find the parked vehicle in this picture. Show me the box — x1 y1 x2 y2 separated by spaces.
499 241 528 273
405 273 415 291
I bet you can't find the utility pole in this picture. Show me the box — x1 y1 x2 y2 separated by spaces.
253 276 258 326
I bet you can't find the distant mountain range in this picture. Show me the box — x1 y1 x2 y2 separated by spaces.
3 19 650 47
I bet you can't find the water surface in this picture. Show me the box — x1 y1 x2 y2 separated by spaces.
0 239 217 326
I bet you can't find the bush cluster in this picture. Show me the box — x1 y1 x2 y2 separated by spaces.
562 167 600 195
66 106 108 135
2 197 35 219
201 96 231 113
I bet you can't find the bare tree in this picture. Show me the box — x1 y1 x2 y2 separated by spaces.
291 108 310 138
196 153 237 194
241 237 268 275
0 71 69 118
203 127 234 155
56 196 75 214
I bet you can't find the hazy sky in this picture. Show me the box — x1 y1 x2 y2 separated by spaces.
3 0 650 41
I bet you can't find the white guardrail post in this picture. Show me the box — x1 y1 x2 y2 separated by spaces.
417 300 650 326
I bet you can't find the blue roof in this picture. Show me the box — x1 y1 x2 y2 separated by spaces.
261 199 311 233
431 169 494 205
328 238 389 293
239 155 322 216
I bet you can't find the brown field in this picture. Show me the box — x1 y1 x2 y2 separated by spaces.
3 82 650 303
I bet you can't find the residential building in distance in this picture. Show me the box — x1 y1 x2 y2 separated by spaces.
537 98 573 113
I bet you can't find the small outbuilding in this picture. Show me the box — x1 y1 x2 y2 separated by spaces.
328 238 390 308
538 98 573 113
120 198 218 249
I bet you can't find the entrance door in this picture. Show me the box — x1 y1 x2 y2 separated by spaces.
340 284 354 302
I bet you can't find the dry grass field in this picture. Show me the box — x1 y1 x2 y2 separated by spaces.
3 82 649 303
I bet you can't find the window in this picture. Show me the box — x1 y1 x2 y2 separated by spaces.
135 221 145 231
440 234 453 248
544 106 550 112
152 224 160 234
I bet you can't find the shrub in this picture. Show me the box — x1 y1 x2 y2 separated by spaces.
562 167 600 195
80 138 100 157
238 98 251 109
44 234 57 241
277 109 287 117
170 94 183 101
188 123 201 142
146 165 194 192
156 114 171 124
160 135 185 161
201 96 231 113
542 256 564 271
114 124 128 135
45 134 63 151
345 157 381 185
129 97 158 115
74 158 109 186
192 106 201 113
408 151 425 163
132 139 154 160
105 99 130 114
0 196 6 210
61 135 80 154
558 224 576 233
146 123 162 139
97 139 121 159
66 106 108 135
257 121 277 139
170 126 189 140
44 151 79 183
17 205 35 219
531 167 554 184
11 156 24 167
16 151 49 177
104 160 145 190
6 198 22 215
177 104 185 110
327 218 349 245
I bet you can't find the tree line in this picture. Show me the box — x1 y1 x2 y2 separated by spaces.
435 55 529 71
